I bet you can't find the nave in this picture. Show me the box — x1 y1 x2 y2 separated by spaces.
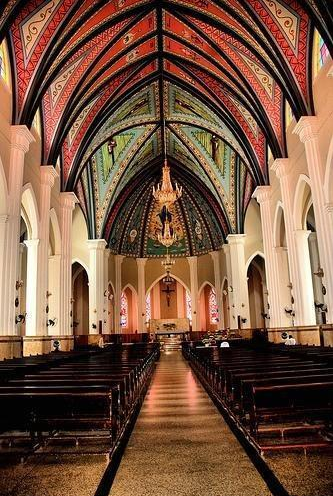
109 351 272 496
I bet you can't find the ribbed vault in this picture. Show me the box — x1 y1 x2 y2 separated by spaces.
1 0 332 255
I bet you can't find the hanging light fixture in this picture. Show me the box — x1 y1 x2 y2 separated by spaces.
152 119 182 210
161 250 175 271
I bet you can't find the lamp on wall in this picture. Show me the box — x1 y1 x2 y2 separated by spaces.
15 313 26 325
16 280 24 290
313 267 324 278
47 317 58 327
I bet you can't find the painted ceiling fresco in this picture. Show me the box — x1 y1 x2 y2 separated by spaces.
1 0 332 256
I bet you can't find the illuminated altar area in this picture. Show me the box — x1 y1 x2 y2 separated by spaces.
149 318 190 333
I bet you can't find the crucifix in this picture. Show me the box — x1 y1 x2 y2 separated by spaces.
162 285 175 307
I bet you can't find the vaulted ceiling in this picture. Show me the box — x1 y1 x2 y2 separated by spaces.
1 0 332 256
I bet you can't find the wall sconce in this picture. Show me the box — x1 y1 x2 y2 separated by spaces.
314 301 328 312
73 321 79 328
46 291 52 298
92 323 97 329
227 286 233 293
241 317 247 324
15 313 26 325
313 267 324 278
261 312 270 320
284 307 295 317
16 280 24 290
70 298 75 304
287 282 293 289
93 308 97 313
47 317 58 327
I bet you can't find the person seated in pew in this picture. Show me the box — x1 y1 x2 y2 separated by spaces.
98 336 104 348
220 341 230 348
284 334 296 345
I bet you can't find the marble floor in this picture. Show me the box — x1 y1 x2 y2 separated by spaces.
109 350 272 496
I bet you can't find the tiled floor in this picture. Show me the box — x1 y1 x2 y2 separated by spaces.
109 351 272 496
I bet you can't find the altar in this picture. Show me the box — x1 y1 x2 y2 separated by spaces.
149 318 190 334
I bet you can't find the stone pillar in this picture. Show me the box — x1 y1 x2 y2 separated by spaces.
48 254 61 332
87 239 107 334
176 282 185 318
222 244 233 327
24 239 39 336
59 192 78 336
187 256 199 331
35 166 58 336
226 234 250 329
252 186 285 327
294 117 333 323
308 232 325 320
271 159 316 326
210 251 223 328
0 126 35 336
114 255 124 333
152 283 161 319
104 248 110 333
275 247 292 325
137 258 147 332
294 230 316 324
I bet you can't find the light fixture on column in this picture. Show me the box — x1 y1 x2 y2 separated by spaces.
15 280 24 290
313 267 324 278
15 313 27 325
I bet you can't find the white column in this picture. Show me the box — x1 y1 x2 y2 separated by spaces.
104 248 110 333
308 232 325 316
226 234 250 329
36 166 58 335
137 258 147 332
0 126 35 336
24 239 40 336
294 230 316 324
114 255 124 333
152 283 161 319
275 247 292 325
59 192 78 335
176 282 185 318
294 117 333 323
88 239 107 334
252 186 285 327
187 256 199 331
271 159 316 325
210 251 223 328
48 254 61 332
222 244 233 327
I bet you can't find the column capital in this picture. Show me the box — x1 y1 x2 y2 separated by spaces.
11 125 35 153
222 243 230 255
24 238 40 249
115 254 125 264
41 165 58 188
210 250 220 261
60 192 78 211
294 229 311 241
252 185 272 204
187 256 198 268
270 158 290 179
293 116 319 143
227 234 246 246
136 257 148 267
87 239 107 251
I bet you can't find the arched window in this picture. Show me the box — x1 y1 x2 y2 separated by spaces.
209 287 218 324
146 293 151 322
120 292 128 327
186 291 192 321
0 40 10 86
313 29 330 78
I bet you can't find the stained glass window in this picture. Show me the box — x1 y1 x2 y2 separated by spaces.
186 291 192 321
120 292 128 327
209 287 218 324
0 41 10 86
146 293 151 322
313 29 330 78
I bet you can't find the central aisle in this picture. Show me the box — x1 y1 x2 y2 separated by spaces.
109 351 272 496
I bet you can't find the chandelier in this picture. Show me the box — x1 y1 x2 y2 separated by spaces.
158 219 177 248
152 118 182 210
161 251 175 272
153 159 182 210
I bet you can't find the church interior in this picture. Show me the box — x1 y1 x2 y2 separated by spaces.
0 1 333 495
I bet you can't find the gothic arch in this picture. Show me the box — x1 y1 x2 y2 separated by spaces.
21 183 39 239
293 174 312 229
273 201 286 248
146 274 190 297
49 208 61 255
245 251 265 274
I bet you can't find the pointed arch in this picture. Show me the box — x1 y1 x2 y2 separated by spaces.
21 183 39 239
146 273 190 297
293 174 312 229
245 250 265 274
49 207 61 255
